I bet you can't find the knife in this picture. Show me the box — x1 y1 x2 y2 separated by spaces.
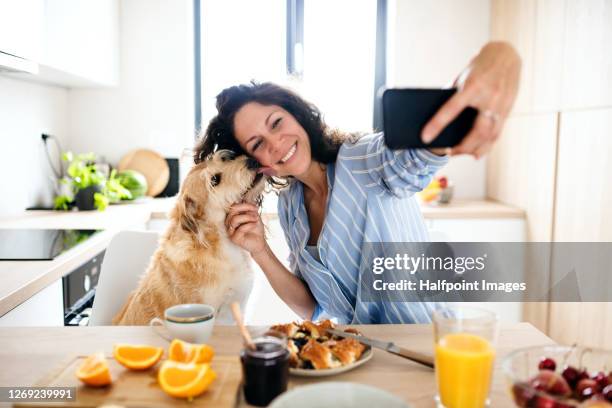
326 328 435 369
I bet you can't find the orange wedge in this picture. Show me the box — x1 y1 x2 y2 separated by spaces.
75 352 112 387
113 344 164 370
168 339 214 364
158 360 217 399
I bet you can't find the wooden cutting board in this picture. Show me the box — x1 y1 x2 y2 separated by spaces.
14 355 242 408
117 149 170 197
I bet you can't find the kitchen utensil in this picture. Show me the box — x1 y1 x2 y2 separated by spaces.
14 354 240 407
230 302 256 351
117 148 170 196
326 328 434 368
289 347 373 377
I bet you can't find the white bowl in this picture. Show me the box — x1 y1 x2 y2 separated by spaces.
269 382 411 408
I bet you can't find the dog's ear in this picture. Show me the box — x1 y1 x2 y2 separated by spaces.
177 194 206 246
180 195 198 234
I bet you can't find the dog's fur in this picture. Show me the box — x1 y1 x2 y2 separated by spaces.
112 150 265 325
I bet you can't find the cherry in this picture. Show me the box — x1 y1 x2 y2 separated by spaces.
539 357 557 371
576 378 601 401
511 382 536 407
563 366 580 389
592 371 610 389
603 384 612 402
532 395 558 408
529 370 572 397
577 369 591 382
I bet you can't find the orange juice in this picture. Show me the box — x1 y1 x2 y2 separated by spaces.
435 333 495 408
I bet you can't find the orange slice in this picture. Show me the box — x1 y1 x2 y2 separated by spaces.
158 360 217 399
75 352 112 387
113 344 164 370
168 339 214 364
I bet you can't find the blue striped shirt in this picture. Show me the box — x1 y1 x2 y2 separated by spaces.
277 132 449 324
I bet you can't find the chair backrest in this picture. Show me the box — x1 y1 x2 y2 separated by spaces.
89 230 160 326
428 229 450 242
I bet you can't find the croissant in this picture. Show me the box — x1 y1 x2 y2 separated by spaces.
270 322 300 338
330 338 366 365
270 320 367 370
299 338 341 369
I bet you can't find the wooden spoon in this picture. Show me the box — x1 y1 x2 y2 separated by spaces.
230 302 256 351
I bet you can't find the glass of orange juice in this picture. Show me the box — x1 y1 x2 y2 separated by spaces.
433 306 498 408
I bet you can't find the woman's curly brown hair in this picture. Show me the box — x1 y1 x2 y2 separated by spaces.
193 81 357 189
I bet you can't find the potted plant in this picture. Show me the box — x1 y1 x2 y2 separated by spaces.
54 152 132 211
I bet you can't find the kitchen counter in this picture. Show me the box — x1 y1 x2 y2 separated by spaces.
0 197 524 318
0 323 553 407
0 198 176 318
0 197 176 230
418 198 525 219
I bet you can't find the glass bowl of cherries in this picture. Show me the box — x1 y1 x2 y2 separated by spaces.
503 345 612 407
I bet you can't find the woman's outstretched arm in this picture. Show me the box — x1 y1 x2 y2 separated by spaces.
422 41 522 158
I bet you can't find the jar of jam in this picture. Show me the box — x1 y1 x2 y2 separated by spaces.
240 332 289 406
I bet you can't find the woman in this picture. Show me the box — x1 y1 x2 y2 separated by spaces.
194 42 521 324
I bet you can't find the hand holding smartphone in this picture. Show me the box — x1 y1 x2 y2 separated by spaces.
382 88 478 150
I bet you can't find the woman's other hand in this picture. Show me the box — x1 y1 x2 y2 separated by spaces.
225 202 267 256
421 41 522 159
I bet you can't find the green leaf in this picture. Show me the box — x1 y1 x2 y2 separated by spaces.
94 192 109 211
54 195 73 211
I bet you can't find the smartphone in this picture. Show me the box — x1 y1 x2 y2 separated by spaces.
382 88 478 149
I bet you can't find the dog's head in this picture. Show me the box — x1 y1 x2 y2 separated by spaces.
173 150 266 242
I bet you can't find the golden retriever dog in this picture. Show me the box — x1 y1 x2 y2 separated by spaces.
112 150 265 325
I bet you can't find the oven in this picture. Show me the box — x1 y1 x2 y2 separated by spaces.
63 250 105 326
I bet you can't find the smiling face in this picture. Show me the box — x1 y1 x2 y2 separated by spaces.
233 102 312 177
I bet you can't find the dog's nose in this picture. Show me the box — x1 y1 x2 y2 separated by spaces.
246 157 260 170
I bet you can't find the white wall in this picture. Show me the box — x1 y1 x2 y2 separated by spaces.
388 0 491 199
67 0 195 164
0 76 68 215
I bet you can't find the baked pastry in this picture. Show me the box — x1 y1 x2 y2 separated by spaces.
330 338 366 365
271 322 300 338
270 319 369 370
287 339 300 367
300 338 341 369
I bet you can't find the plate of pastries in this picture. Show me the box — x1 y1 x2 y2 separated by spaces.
270 319 373 377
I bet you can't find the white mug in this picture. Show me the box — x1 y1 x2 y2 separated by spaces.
149 303 215 343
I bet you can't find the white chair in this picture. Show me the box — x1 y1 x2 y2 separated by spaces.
89 230 160 326
428 229 450 242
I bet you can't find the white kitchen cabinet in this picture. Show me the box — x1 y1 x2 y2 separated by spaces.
0 279 63 326
427 218 526 242
0 0 45 61
41 0 119 86
0 0 119 87
427 217 526 324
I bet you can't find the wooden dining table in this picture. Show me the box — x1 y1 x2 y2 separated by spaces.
0 323 554 407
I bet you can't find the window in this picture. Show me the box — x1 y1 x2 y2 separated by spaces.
198 0 286 128
195 0 386 134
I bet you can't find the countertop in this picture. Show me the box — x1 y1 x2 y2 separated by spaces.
0 197 524 318
0 197 176 230
0 198 176 318
0 323 553 407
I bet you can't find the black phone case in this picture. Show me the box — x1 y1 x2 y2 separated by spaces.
382 88 478 149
